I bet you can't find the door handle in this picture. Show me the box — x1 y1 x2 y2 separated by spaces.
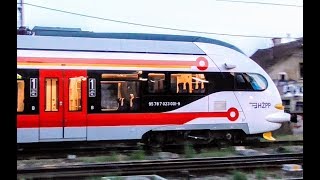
59 101 63 106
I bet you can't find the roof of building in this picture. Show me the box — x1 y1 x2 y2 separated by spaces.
250 38 303 70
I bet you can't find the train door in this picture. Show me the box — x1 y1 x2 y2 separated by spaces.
39 70 64 139
63 70 87 139
39 70 87 140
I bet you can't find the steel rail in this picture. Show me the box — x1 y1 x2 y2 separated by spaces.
17 140 303 160
17 153 303 179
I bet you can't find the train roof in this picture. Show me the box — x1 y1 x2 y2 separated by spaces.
17 26 245 55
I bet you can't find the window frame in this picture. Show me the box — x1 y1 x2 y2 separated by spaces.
98 72 142 112
68 77 83 112
169 72 208 95
44 78 59 112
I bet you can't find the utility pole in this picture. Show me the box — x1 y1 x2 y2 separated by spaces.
17 0 31 35
17 0 24 27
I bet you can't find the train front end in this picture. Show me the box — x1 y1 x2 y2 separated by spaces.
230 55 291 141
196 41 291 141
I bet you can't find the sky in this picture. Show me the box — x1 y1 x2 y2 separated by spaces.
17 0 303 56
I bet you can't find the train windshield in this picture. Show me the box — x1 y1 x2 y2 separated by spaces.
245 73 268 91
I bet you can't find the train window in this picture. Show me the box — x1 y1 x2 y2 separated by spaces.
235 73 267 91
100 81 140 111
246 73 268 91
235 73 252 90
69 77 82 111
218 72 234 91
148 73 165 93
101 73 139 80
45 78 59 111
170 73 207 94
101 82 120 111
17 80 25 112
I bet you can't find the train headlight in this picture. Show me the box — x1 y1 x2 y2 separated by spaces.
275 103 284 110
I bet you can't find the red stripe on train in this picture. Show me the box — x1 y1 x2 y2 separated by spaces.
17 112 232 128
17 115 39 128
17 57 196 66
87 112 228 126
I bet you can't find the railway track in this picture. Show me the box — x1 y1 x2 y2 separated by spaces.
17 140 303 160
17 152 303 179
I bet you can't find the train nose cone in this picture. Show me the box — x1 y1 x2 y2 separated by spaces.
265 112 291 123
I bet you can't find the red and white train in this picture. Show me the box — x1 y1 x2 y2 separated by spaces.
17 28 290 145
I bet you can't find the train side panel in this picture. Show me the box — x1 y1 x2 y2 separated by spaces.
17 115 39 143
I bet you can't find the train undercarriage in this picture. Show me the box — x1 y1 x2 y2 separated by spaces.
141 129 257 147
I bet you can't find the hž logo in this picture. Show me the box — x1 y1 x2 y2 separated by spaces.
249 102 271 108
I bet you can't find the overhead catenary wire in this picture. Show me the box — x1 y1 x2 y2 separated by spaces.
18 2 302 39
215 0 303 8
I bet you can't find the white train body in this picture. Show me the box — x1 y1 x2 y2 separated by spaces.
17 30 290 144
